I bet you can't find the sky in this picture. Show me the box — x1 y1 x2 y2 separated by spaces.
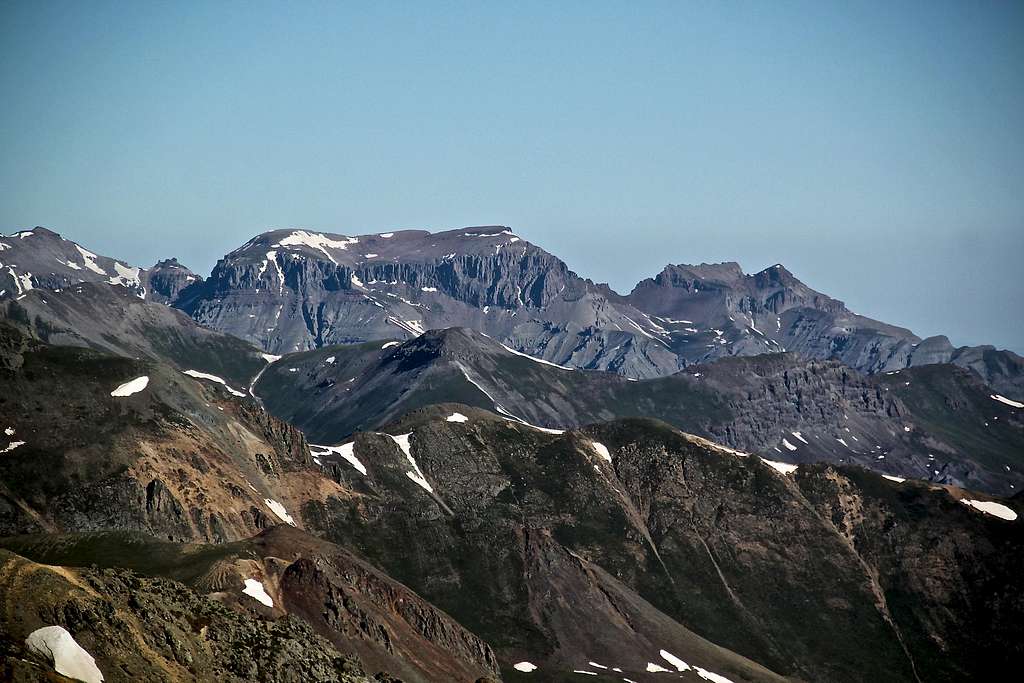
1 1 1022 352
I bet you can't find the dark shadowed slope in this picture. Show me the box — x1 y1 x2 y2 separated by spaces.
255 328 1024 495
303 405 1024 682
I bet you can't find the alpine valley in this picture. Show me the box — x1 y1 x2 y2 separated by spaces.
1 225 1022 683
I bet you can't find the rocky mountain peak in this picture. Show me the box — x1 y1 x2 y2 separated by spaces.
145 257 201 305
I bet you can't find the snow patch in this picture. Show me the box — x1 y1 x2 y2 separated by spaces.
421 286 437 292
761 458 798 475
381 341 400 349
275 230 358 263
75 245 107 275
242 578 274 607
660 649 690 671
782 438 797 451
325 356 335 364
182 370 246 397
388 433 434 493
310 442 367 476
961 499 1017 521
25 626 104 683
1 440 25 453
791 431 808 444
991 394 1024 409
499 343 574 371
261 353 281 363
590 441 612 463
513 662 537 672
882 475 906 483
694 666 736 683
446 412 469 423
110 376 149 397
646 662 670 673
264 498 296 525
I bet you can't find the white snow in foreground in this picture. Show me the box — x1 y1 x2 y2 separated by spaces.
388 433 434 493
310 443 367 476
761 458 798 475
882 475 906 483
590 441 612 463
263 498 296 525
25 626 104 683
646 662 670 672
791 431 808 444
382 341 401 349
782 438 797 451
961 499 1018 521
513 661 537 672
261 353 282 363
446 412 469 423
242 578 274 607
660 649 690 671
1 440 25 453
182 370 246 397
499 343 574 371
991 394 1024 409
110 376 149 397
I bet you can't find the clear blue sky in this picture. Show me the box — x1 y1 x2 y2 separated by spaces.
2 1 1022 352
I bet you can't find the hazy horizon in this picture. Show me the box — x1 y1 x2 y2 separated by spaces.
2 1 1021 352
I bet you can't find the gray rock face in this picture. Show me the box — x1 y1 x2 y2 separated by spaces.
176 226 685 378
145 257 202 305
624 260 1024 398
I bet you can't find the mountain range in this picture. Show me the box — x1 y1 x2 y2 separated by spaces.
2 224 1022 682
